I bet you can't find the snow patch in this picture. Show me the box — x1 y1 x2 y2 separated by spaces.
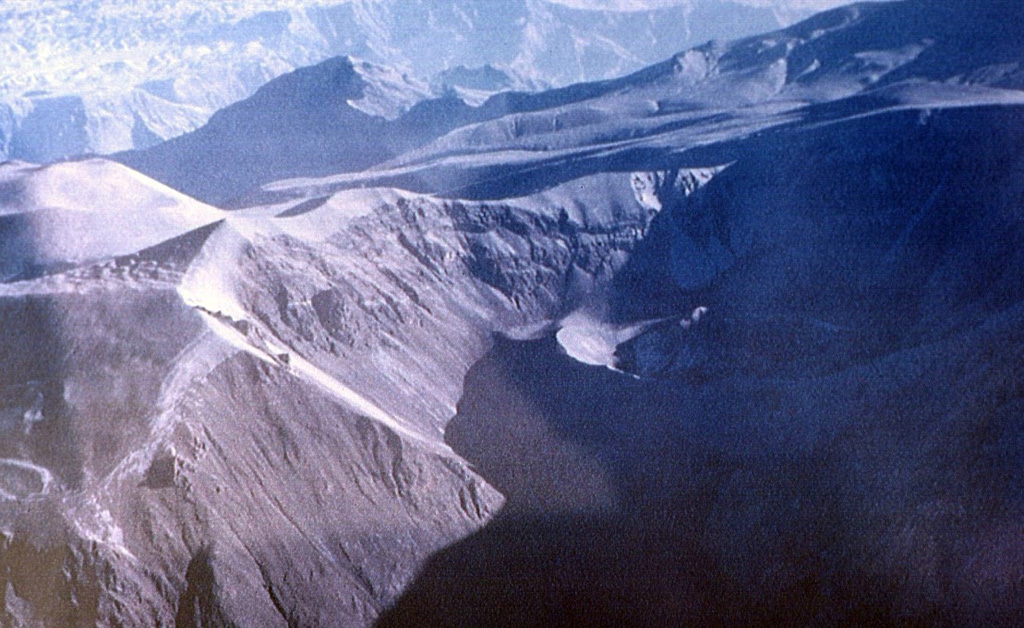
556 310 667 369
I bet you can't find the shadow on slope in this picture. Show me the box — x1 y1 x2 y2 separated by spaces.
378 306 1024 625
378 104 1024 628
611 105 1024 357
116 57 480 207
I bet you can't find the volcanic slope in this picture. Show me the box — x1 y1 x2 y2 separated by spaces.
0 151 662 627
371 3 1024 626
380 98 1024 628
2 1 1024 626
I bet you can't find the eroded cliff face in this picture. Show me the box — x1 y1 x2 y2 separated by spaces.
0 159 662 627
6 104 1024 628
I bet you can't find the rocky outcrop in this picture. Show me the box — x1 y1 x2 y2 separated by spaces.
0 159 659 627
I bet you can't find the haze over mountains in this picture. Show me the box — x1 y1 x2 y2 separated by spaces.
0 0 784 164
119 0 1024 207
2 1 1024 626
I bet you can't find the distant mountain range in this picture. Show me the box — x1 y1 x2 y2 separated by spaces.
0 0 781 164
119 0 1024 206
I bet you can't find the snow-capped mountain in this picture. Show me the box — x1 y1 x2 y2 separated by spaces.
2 1 1024 626
0 0 782 164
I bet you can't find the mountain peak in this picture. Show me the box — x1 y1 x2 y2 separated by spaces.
0 0 785 163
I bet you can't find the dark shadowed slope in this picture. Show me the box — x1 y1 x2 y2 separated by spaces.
377 99 1024 627
114 57 461 206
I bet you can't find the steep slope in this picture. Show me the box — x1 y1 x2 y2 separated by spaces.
0 159 663 626
379 101 1024 628
371 3 1024 626
0 0 782 163
115 57 446 207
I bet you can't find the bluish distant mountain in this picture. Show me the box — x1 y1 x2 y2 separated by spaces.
122 0 1024 207
0 0 780 163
